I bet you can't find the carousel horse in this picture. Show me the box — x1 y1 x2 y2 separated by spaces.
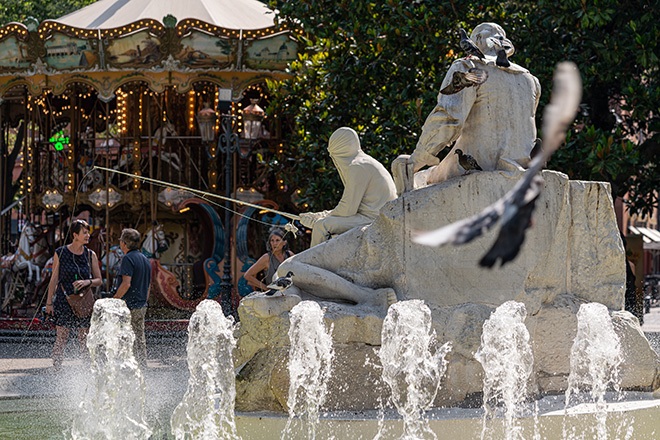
88 228 123 275
115 123 182 178
0 223 45 311
7 223 43 283
87 227 107 263
150 123 182 172
141 223 170 259
141 224 181 308
29 224 51 268
22 256 54 308
101 245 124 276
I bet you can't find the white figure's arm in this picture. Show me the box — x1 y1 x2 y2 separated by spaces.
299 210 332 228
409 62 477 171
330 167 369 218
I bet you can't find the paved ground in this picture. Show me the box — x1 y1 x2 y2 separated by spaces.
642 302 660 332
0 331 188 399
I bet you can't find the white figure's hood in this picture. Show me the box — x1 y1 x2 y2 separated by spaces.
328 127 370 187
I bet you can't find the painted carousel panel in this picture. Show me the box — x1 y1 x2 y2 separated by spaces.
176 31 237 69
43 33 100 70
243 34 298 71
0 36 31 71
106 30 163 68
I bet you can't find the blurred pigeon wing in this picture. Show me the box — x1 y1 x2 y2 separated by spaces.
465 68 488 85
479 192 540 268
412 199 505 247
537 62 582 163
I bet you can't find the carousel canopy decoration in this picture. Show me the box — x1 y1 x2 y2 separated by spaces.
0 0 299 99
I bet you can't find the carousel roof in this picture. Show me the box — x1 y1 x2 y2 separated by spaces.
56 0 277 30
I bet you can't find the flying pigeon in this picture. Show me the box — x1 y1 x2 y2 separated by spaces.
455 149 483 174
459 28 485 60
413 62 582 268
440 68 488 95
265 271 294 296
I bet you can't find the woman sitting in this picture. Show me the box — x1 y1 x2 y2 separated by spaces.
243 227 294 292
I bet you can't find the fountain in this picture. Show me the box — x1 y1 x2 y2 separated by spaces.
562 302 627 439
475 301 534 440
281 301 334 440
71 298 152 440
378 300 451 439
170 299 239 440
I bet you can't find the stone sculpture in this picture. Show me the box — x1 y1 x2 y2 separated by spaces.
392 22 541 195
237 170 660 410
234 24 660 411
299 127 397 247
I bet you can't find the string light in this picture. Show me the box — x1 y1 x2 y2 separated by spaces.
138 92 143 131
188 90 195 130
116 88 128 134
67 146 74 192
214 88 220 131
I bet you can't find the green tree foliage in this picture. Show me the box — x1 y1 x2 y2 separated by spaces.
267 0 659 216
0 0 95 26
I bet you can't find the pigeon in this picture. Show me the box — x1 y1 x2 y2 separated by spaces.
455 149 483 174
265 271 294 296
495 49 510 68
413 62 582 268
530 138 543 160
440 68 489 95
459 28 485 60
490 37 512 68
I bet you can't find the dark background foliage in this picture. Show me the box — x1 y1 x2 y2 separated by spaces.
267 0 659 215
0 0 95 25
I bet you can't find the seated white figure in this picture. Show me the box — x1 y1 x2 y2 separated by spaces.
300 127 398 247
392 22 542 195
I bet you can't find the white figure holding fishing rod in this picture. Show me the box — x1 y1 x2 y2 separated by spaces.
299 127 397 247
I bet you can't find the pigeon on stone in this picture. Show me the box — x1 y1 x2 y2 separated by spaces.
530 138 543 160
459 28 485 60
413 62 582 268
455 149 483 174
440 68 489 95
490 37 512 68
265 271 294 296
495 49 510 68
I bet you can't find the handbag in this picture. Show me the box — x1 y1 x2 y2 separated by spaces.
66 287 95 319
65 248 95 319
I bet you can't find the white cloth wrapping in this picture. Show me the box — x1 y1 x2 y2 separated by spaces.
304 127 397 246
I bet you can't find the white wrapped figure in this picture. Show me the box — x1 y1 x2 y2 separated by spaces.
392 23 542 194
300 127 397 247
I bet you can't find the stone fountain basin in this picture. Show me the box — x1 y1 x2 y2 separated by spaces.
2 392 659 439
238 393 660 439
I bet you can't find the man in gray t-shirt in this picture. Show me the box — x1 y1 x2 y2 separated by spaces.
115 228 151 369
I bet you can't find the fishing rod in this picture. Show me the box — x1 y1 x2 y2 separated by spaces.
93 166 301 221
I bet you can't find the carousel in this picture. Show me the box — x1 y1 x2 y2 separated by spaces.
0 0 303 324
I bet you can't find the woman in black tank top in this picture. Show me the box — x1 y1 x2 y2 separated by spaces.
243 227 294 292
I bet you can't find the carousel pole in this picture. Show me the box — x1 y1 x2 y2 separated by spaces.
217 113 239 317
104 100 110 288
0 99 5 255
23 90 29 220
